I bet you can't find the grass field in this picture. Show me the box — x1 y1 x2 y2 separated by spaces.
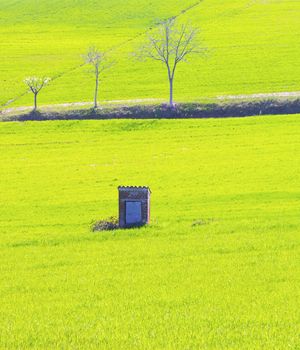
1 0 300 108
0 115 299 348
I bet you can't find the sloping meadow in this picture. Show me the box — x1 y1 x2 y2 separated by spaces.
1 0 300 107
0 115 299 348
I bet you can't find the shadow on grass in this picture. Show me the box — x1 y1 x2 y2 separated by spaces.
2 99 300 122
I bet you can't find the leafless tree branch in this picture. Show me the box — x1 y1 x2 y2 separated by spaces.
83 46 114 109
24 76 51 111
138 18 206 106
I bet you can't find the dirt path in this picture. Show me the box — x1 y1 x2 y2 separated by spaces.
217 91 300 100
1 98 164 115
2 91 300 115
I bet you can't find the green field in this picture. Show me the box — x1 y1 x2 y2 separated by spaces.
0 115 299 348
1 0 300 347
1 0 300 108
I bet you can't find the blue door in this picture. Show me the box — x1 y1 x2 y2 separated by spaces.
126 201 142 225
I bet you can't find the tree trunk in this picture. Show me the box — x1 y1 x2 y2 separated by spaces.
94 72 99 109
34 93 37 111
169 77 174 107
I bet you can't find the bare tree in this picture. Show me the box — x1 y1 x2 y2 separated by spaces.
24 77 51 111
83 47 113 109
140 18 205 107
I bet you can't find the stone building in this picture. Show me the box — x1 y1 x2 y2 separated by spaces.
118 186 151 228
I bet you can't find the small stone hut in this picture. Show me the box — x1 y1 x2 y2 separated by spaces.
118 186 151 228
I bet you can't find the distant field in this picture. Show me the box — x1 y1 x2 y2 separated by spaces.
1 0 300 107
0 115 299 348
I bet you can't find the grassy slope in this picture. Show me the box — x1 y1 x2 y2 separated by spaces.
0 115 299 348
1 0 300 107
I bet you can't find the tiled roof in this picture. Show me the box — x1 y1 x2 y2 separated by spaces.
118 186 151 192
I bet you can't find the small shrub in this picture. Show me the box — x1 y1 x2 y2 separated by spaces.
192 218 216 227
91 217 119 232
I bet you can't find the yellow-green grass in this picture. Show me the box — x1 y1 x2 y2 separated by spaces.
0 115 299 348
1 0 300 108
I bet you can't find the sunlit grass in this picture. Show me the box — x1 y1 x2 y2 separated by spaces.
1 0 300 107
0 115 299 348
